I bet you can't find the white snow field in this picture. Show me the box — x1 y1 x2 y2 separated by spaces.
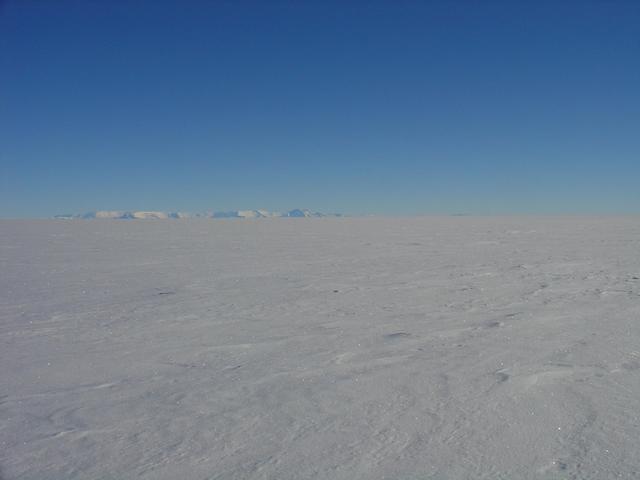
2 217 640 480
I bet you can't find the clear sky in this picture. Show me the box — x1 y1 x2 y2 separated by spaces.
1 0 639 217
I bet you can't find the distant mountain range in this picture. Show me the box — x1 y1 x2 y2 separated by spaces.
54 209 344 220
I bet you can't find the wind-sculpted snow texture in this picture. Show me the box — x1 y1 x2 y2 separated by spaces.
2 217 640 479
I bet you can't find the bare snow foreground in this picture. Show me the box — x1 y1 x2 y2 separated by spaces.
2 217 640 480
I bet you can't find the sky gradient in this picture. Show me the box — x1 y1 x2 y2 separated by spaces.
1 0 639 217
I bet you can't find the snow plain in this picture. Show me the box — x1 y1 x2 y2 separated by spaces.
2 217 640 480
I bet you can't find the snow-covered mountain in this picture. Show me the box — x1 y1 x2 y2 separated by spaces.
284 208 327 218
55 209 343 219
54 211 178 220
212 210 276 218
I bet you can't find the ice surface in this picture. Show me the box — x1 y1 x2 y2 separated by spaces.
2 217 640 479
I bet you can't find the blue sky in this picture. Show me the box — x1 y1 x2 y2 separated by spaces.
1 0 639 217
